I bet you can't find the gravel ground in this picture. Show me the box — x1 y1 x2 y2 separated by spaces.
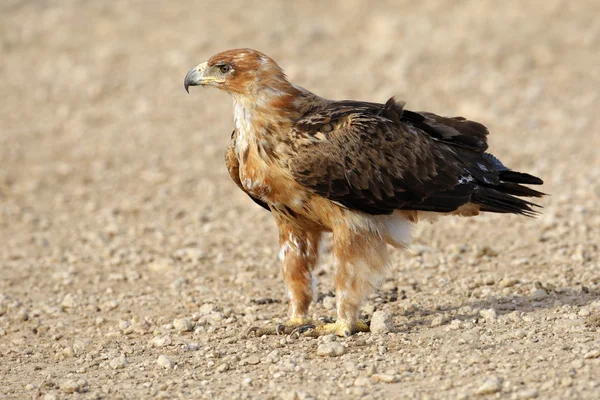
1 1 599 399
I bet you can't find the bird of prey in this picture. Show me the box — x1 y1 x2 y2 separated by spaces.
184 48 544 337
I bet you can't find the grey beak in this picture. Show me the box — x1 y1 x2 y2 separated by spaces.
184 67 202 94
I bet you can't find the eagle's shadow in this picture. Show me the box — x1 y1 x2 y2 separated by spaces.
392 287 600 331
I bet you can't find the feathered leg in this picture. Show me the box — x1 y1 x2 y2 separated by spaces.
314 227 389 336
277 222 321 321
248 217 322 336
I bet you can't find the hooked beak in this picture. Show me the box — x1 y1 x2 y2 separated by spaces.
184 62 208 93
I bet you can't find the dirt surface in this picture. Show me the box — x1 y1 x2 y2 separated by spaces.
1 1 599 399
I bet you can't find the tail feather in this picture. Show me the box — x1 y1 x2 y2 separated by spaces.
498 170 544 185
472 186 541 217
471 156 545 217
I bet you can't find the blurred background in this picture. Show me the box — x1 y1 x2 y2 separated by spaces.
1 0 599 398
1 0 598 264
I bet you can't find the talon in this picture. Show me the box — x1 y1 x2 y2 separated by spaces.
246 327 260 337
290 324 316 337
276 324 286 336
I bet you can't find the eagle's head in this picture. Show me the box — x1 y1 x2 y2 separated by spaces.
184 48 291 97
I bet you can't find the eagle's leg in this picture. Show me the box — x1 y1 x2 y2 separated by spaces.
312 228 388 337
247 219 322 337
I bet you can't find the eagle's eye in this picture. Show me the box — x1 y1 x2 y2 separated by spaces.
218 64 231 74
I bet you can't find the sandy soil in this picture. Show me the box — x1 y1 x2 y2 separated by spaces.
1 0 599 399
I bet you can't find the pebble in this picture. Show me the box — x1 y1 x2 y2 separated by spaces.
571 359 584 369
215 363 229 373
151 335 172 347
530 289 548 302
316 342 345 357
371 373 399 383
173 247 206 262
265 349 281 363
60 379 80 394
157 354 174 369
499 278 519 288
199 303 215 314
321 334 336 343
480 308 497 322
354 376 371 387
431 315 447 327
370 310 393 334
109 354 128 370
173 318 193 332
61 293 77 309
578 308 591 318
241 377 252 387
512 389 539 399
366 364 377 376
474 376 502 395
43 393 59 400
583 348 600 359
245 355 260 365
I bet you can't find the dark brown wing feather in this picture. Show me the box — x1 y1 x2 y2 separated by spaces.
290 98 544 216
225 130 271 212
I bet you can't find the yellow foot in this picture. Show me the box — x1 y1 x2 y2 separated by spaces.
247 318 370 338
246 317 316 337
305 319 370 337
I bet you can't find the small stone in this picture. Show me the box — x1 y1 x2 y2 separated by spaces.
499 278 519 288
483 276 495 285
151 335 172 348
118 319 131 330
475 246 498 257
578 308 591 318
25 383 38 391
60 379 80 394
109 354 127 370
317 342 345 357
446 319 462 331
157 354 174 369
173 247 206 262
585 313 600 328
246 355 260 365
199 303 215 314
43 393 59 400
343 361 357 372
173 318 193 332
571 359 584 369
215 363 229 373
354 376 371 387
321 334 336 343
372 373 399 383
583 348 600 359
474 376 502 395
366 364 377 376
370 310 393 334
431 315 447 327
560 377 573 387
513 389 539 399
480 308 497 322
77 379 88 389
61 293 77 309
322 296 336 310
241 377 252 387
530 289 548 302
265 349 280 363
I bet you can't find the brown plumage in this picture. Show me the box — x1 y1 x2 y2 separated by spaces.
184 48 545 336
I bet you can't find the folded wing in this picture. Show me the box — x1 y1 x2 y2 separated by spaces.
290 98 543 216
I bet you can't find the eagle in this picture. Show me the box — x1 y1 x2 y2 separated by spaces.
184 48 544 337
